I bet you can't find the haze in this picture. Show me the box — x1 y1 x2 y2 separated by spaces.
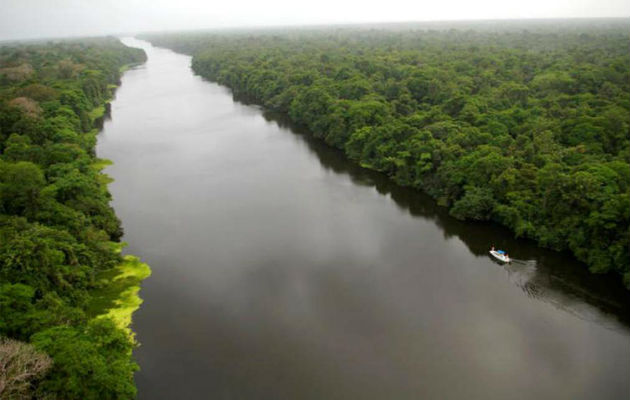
1 0 629 41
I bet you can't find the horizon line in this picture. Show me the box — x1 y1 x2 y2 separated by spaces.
2 15 629 44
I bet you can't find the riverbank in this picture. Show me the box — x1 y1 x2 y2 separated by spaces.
89 61 146 128
0 38 149 399
99 38 630 400
140 26 630 288
87 242 151 339
88 62 152 339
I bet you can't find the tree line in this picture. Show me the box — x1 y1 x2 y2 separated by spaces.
0 37 146 399
143 19 630 288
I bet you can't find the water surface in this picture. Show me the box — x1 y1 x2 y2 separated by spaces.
97 38 630 400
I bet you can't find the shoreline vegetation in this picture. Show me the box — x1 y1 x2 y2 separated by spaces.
142 18 630 289
1 38 148 398
87 242 151 338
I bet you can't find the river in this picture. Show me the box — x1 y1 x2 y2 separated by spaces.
97 38 630 399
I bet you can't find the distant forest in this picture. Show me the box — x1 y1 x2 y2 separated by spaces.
144 19 630 287
0 38 146 399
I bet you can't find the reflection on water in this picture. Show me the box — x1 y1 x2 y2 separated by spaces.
98 38 630 400
256 109 630 330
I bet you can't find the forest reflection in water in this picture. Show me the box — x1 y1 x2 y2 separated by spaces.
100 39 630 400
257 107 630 331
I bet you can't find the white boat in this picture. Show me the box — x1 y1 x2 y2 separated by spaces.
490 250 511 263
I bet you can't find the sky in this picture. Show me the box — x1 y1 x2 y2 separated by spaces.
1 0 629 41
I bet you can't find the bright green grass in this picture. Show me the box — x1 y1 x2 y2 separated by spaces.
91 158 113 171
87 243 151 339
88 104 106 121
91 158 114 186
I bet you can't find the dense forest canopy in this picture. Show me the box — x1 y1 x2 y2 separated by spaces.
0 37 146 399
143 19 630 287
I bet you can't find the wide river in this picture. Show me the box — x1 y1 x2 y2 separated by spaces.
97 38 630 399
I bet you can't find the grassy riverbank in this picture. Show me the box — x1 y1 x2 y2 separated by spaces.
1 38 149 399
88 243 151 338
87 65 152 339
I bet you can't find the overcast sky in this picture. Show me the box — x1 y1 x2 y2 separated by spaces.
1 0 629 41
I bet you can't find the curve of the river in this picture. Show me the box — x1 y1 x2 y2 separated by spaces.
97 38 630 400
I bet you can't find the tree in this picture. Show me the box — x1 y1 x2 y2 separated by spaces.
0 161 46 216
148 23 630 287
31 319 137 400
0 336 52 400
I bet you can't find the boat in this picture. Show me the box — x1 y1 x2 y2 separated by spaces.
490 249 511 263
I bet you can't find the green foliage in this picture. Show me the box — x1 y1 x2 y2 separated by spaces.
31 319 138 400
144 20 630 286
0 161 45 216
450 186 496 221
0 38 147 398
88 250 152 337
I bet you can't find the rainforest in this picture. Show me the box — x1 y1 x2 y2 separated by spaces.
0 38 147 398
1 17 629 400
144 20 630 287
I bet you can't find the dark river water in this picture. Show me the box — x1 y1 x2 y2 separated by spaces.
97 38 630 400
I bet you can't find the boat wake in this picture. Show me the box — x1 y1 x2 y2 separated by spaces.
495 258 627 332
